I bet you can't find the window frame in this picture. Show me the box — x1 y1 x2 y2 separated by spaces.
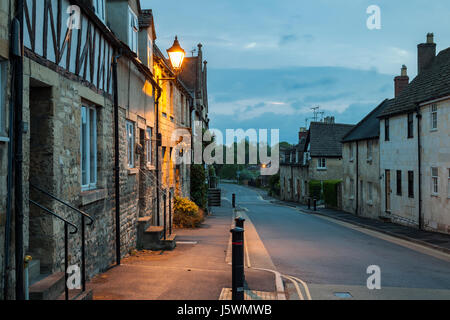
430 104 438 131
349 143 354 162
317 158 327 170
431 167 439 196
126 120 135 168
368 182 373 203
367 140 373 161
384 118 390 141
80 105 98 191
146 127 153 166
128 7 139 53
407 113 414 138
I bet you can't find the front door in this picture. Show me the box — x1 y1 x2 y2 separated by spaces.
385 170 391 212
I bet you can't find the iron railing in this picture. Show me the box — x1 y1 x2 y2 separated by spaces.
30 184 94 294
29 199 78 301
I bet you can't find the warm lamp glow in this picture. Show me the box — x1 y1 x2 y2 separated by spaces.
167 36 186 71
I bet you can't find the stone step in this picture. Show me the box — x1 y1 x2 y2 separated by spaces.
160 234 177 250
29 272 65 300
28 259 41 284
137 216 153 249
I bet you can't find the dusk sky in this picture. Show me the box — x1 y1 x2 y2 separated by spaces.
142 0 450 144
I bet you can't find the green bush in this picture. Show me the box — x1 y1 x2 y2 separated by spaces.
268 174 280 196
308 180 322 200
323 180 342 208
173 197 205 228
191 164 208 209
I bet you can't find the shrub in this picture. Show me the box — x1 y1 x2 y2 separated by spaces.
191 164 208 209
173 197 205 228
268 174 280 196
308 180 322 200
323 180 342 208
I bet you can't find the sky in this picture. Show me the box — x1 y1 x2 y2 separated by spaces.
142 0 450 144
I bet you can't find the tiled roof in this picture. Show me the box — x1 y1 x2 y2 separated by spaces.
179 57 198 91
380 47 450 117
309 122 354 157
342 99 392 142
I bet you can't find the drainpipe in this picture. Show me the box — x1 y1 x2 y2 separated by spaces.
112 50 122 265
155 85 162 226
355 142 359 216
416 105 423 230
12 0 25 300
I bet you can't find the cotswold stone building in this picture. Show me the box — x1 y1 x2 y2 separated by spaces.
379 34 450 234
1 0 208 300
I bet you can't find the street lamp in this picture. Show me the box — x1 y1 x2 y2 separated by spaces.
166 36 186 73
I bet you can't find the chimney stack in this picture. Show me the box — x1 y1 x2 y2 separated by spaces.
323 116 335 124
418 33 436 74
299 128 307 143
394 65 409 97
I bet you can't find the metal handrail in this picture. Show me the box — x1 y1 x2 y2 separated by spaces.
29 200 77 301
30 184 94 225
29 184 94 293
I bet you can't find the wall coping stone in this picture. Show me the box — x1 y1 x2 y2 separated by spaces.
80 189 107 206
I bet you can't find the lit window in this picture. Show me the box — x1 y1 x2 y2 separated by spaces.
431 167 439 196
81 105 97 190
146 127 152 165
93 0 105 22
126 121 135 168
128 7 139 53
318 158 326 169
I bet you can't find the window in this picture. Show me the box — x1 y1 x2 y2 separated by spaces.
146 127 152 165
147 34 153 68
126 121 135 168
0 61 5 135
81 105 97 190
367 140 373 161
431 167 439 196
317 158 326 169
407 113 414 138
350 179 355 199
93 0 105 22
396 170 402 196
349 143 354 161
430 104 438 130
384 118 390 141
368 182 373 202
408 171 414 198
128 7 138 53
162 147 166 162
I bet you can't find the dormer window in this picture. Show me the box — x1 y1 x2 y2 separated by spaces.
93 0 105 22
128 7 139 53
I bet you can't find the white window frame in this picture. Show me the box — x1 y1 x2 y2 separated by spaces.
128 7 139 53
126 121 135 168
317 158 327 170
93 0 106 22
431 167 439 196
81 105 98 191
430 104 438 131
146 127 152 166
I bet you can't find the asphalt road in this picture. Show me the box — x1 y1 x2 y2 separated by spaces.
221 183 450 299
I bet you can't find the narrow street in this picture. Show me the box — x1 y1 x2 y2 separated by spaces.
221 183 450 299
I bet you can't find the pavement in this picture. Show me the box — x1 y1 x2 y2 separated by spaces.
89 200 276 300
221 183 450 300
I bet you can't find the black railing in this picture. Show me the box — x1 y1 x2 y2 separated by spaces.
29 199 78 301
30 184 94 293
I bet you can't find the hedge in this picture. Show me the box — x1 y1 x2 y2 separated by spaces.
308 180 322 200
323 180 342 208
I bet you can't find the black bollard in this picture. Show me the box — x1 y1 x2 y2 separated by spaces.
313 198 317 211
308 198 311 210
235 217 245 229
232 193 236 208
230 227 245 300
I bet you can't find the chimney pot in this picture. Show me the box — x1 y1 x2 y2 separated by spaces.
427 33 434 44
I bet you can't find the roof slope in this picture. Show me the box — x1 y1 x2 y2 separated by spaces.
380 48 450 117
342 99 392 142
309 122 354 157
